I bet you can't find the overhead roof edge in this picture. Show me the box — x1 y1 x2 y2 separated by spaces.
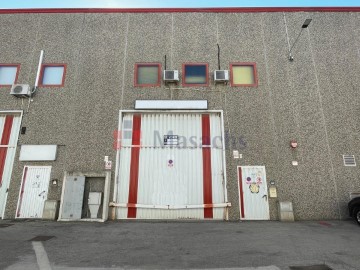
0 7 360 14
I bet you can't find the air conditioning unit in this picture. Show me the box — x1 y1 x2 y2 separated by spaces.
163 70 179 82
10 84 31 98
214 70 229 82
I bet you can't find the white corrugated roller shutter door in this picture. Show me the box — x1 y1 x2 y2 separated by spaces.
116 112 227 219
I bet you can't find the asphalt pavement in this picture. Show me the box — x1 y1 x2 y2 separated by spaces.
0 220 359 270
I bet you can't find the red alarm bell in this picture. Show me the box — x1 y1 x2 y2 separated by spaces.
290 140 298 148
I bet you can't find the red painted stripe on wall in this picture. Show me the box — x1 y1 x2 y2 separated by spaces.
16 166 28 217
238 167 245 219
0 7 360 14
202 114 213 219
0 115 14 186
127 114 142 218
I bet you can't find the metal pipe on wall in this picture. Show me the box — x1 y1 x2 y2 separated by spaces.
27 50 44 112
34 50 44 90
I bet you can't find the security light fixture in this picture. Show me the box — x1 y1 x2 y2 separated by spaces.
302 19 312 28
288 19 312 61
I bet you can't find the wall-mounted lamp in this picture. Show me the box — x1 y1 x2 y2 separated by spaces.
288 19 312 61
52 179 58 186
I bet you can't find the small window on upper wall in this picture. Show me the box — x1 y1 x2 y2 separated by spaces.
134 63 161 87
230 63 258 87
182 63 209 86
39 64 66 87
0 64 20 86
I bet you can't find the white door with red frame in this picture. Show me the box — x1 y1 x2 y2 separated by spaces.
16 166 51 219
238 166 270 220
0 113 22 218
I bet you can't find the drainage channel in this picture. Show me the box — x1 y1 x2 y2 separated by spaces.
0 223 14 228
290 265 333 270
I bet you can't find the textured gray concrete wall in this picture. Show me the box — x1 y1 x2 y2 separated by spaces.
0 11 359 220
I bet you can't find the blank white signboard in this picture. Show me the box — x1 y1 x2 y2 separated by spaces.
135 100 208 110
19 145 57 161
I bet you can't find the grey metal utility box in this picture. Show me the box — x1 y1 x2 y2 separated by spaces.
60 176 85 220
42 200 60 220
278 201 295 222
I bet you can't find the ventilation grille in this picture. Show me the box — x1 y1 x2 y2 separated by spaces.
343 155 356 166
215 70 225 80
214 70 229 81
165 70 174 80
13 85 24 93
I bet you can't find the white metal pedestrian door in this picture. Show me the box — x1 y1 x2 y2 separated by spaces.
238 166 270 220
16 166 51 219
116 112 228 219
59 175 86 220
0 112 22 218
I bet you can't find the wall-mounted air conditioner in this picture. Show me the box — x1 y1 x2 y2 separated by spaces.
10 84 31 98
163 70 179 82
214 70 229 82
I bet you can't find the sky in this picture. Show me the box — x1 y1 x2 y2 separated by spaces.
0 0 359 9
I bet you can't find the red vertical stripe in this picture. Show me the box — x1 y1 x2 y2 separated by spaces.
202 114 213 218
238 167 245 219
17 166 28 217
0 115 14 186
127 114 142 218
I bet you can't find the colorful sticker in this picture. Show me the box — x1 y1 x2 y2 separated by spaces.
249 183 260 193
246 177 252 184
256 177 262 184
168 159 174 167
256 171 263 184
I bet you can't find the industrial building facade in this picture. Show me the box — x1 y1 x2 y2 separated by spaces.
0 7 359 221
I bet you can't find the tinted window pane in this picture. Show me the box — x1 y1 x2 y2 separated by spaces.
137 66 159 85
184 65 207 84
0 66 17 85
42 66 64 85
232 66 255 85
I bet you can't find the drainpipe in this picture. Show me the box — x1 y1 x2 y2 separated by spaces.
32 50 44 95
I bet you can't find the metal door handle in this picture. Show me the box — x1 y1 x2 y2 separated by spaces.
262 194 268 201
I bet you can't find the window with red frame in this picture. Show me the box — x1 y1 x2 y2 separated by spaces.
182 63 208 86
134 63 161 87
39 64 66 87
230 63 258 87
0 64 20 86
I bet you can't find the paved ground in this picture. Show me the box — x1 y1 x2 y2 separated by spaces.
0 220 359 270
